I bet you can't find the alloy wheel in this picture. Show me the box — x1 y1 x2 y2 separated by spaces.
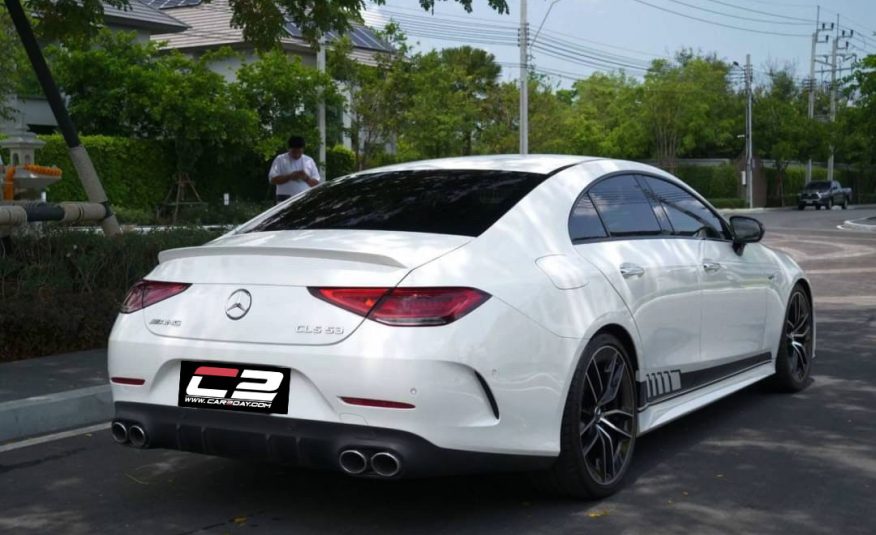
785 290 812 382
579 345 636 486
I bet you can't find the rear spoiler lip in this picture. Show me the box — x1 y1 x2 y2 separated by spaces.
158 246 407 268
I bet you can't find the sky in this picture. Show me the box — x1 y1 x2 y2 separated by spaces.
362 0 876 87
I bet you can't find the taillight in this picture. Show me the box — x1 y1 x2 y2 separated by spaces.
309 287 388 317
310 287 490 326
120 280 191 313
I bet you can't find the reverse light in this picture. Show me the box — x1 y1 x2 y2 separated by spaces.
310 287 490 326
120 280 191 313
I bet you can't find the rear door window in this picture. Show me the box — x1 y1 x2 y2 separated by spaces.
586 175 662 237
243 170 548 237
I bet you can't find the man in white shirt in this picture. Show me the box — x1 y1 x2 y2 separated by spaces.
268 135 321 203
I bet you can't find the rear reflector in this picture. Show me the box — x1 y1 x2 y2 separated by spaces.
310 287 490 326
340 397 415 409
120 280 191 313
111 377 146 385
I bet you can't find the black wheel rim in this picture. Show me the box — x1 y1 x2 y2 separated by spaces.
579 345 635 486
785 290 812 382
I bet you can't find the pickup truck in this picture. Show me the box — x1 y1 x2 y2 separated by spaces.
797 180 852 210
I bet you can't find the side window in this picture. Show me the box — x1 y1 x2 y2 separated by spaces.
587 175 663 237
569 194 607 241
643 177 727 239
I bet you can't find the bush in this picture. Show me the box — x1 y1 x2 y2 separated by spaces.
40 135 176 210
0 227 222 361
326 144 355 180
708 197 747 209
675 164 739 199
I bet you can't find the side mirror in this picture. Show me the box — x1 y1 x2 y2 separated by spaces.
730 215 764 253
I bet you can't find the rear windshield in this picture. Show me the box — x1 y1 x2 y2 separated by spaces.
805 181 830 191
243 170 547 237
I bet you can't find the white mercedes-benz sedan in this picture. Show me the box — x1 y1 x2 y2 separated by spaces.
108 155 813 498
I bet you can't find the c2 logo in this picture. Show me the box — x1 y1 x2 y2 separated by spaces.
186 366 283 401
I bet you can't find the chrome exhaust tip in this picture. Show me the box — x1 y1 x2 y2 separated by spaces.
370 452 401 478
338 449 368 475
128 424 148 448
111 421 129 444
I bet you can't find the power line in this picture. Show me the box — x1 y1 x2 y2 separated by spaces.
630 0 810 37
375 4 518 28
665 0 812 26
700 0 815 24
535 36 651 69
532 42 650 72
372 4 670 60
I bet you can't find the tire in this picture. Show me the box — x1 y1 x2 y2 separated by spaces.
797 204 805 211
827 198 833 210
533 333 637 499
772 285 814 392
842 197 849 209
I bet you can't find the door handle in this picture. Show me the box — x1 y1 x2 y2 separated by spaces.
703 261 722 273
619 263 645 278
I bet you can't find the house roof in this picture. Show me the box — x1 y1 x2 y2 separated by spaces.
143 0 391 54
102 0 188 34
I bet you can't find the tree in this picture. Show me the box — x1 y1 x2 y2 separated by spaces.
21 0 509 49
754 68 825 204
48 30 165 137
0 4 39 121
235 50 341 160
567 72 647 159
436 46 500 154
329 26 413 169
641 52 739 171
50 30 257 175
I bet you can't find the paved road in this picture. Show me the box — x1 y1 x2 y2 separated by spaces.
2 208 875 535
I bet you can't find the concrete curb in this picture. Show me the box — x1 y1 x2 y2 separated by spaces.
0 384 112 443
841 218 876 232
721 203 876 214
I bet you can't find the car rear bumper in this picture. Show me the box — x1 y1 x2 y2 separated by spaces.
112 402 554 478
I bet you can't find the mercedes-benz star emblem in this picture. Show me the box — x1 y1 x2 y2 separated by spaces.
225 289 252 320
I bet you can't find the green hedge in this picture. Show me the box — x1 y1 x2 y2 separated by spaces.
40 135 176 210
765 165 876 206
35 135 343 210
0 228 222 361
326 144 355 179
674 164 739 199
708 197 747 209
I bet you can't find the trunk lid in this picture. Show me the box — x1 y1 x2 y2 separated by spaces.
142 230 470 345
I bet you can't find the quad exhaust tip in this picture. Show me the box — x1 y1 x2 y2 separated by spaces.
339 449 368 475
370 452 401 478
128 424 148 448
111 421 128 444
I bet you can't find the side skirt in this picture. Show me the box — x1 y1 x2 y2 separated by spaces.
635 353 774 435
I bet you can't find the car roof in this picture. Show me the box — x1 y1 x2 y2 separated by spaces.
360 154 603 176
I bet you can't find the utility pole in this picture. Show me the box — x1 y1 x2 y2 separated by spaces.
828 15 838 182
4 0 120 236
317 36 327 179
806 7 829 183
827 16 853 182
745 54 753 209
518 0 529 155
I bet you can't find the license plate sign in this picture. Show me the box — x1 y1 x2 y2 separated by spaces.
178 361 290 414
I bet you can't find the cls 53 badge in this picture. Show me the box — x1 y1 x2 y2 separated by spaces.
297 325 345 335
